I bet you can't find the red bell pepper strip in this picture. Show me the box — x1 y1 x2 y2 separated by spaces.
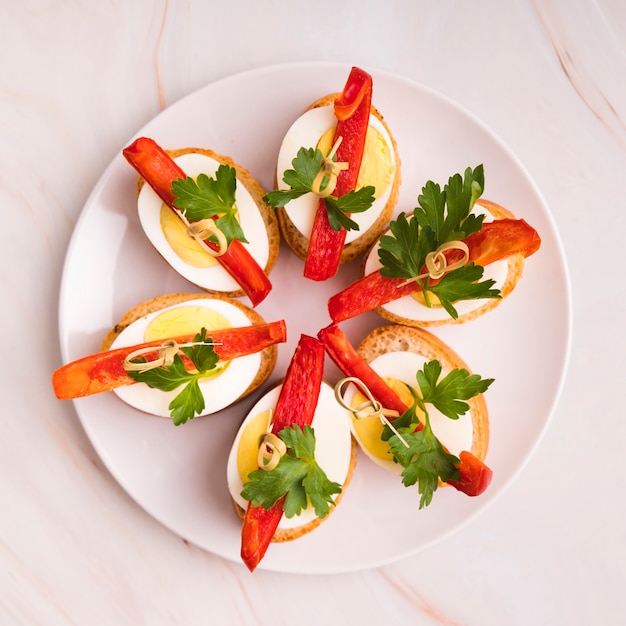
122 137 272 307
317 323 492 497
52 320 287 400
303 67 373 281
446 451 493 496
241 334 325 572
318 323 407 415
328 217 541 323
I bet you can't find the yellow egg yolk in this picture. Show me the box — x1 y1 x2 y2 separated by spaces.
237 409 274 483
350 378 421 462
410 290 444 308
159 205 219 268
144 305 233 379
144 305 232 341
316 124 393 198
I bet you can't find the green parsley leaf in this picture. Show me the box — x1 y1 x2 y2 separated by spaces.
240 424 342 519
415 360 494 421
283 147 325 192
377 212 425 280
168 377 205 426
428 264 500 319
171 165 248 245
325 186 376 231
262 145 375 232
180 327 220 373
415 166 485 242
263 147 323 209
263 187 307 208
126 328 221 426
381 359 493 508
388 424 460 508
378 165 500 318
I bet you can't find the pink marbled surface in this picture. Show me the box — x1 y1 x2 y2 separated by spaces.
1 1 623 624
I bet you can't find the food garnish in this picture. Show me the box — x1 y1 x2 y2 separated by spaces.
383 361 492 508
241 334 325 572
265 67 374 281
125 328 222 425
303 67 373 281
263 144 375 232
241 424 342 519
123 137 272 306
52 320 287 401
378 165 498 316
318 323 493 498
171 165 248 249
328 166 542 323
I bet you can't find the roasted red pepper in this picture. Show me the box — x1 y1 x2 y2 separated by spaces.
446 451 493 497
52 320 287 400
241 334 325 572
303 67 373 281
318 323 407 415
328 217 541 323
123 137 272 306
317 323 492 497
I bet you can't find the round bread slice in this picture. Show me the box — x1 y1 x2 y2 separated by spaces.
355 324 489 465
275 93 401 264
136 147 280 299
101 292 278 406
228 381 358 543
363 199 525 327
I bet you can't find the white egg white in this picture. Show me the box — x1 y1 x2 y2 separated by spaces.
363 202 509 323
275 105 396 244
137 152 270 292
226 381 353 530
342 351 474 473
110 298 261 418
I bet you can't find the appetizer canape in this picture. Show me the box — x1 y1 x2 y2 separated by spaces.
328 165 541 326
52 293 286 425
319 323 493 506
264 66 401 280
123 138 280 306
228 334 356 571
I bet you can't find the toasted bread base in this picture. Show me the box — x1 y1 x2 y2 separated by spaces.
136 147 280 299
367 199 525 327
356 324 489 464
231 436 357 543
275 93 401 264
101 292 278 405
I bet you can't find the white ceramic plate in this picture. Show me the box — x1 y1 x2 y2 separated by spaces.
58 62 571 574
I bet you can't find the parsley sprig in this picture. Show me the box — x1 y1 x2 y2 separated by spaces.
382 360 494 508
171 164 248 246
378 165 500 318
241 424 342 519
126 328 221 426
263 146 375 232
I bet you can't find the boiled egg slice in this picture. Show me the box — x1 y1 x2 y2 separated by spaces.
363 202 509 324
227 381 354 531
138 152 271 292
341 351 474 474
109 298 262 418
275 105 396 243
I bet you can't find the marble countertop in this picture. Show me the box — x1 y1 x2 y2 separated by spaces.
2 1 623 624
